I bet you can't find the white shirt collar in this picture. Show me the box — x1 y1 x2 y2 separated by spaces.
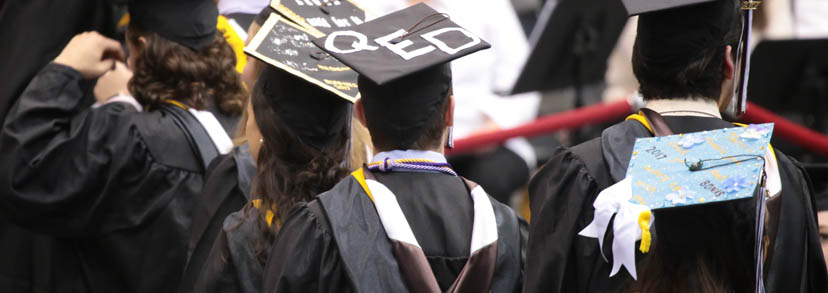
644 99 722 119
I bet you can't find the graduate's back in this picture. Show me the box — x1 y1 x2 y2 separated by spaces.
0 0 248 291
264 5 527 291
524 0 828 291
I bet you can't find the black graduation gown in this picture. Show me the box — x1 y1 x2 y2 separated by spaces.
0 3 116 290
192 208 269 293
524 116 828 292
0 63 206 292
263 171 527 293
180 145 257 293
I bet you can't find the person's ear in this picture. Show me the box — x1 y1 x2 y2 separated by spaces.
723 45 735 81
355 98 368 127
445 95 454 127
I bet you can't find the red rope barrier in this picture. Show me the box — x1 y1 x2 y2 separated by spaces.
448 100 633 154
449 100 828 158
742 102 828 157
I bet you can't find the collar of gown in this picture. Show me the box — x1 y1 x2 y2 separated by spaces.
644 98 722 119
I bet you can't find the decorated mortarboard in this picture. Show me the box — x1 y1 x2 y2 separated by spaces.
271 0 369 36
128 0 219 51
311 2 491 86
579 124 775 283
246 12 359 102
627 124 775 209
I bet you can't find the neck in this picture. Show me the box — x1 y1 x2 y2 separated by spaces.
644 98 722 119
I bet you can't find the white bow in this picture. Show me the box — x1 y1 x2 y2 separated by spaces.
578 176 653 280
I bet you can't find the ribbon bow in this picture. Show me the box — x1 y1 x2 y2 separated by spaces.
578 176 653 280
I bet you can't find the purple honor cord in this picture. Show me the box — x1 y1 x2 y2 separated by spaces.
367 158 458 177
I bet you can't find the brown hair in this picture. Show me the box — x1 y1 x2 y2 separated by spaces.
127 23 246 114
248 69 350 263
349 117 373 170
632 0 742 101
408 93 451 151
368 89 452 152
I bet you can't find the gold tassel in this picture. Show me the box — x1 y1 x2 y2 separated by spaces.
638 211 652 253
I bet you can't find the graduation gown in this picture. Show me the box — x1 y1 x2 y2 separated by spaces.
524 116 828 292
180 145 257 293
0 63 207 292
0 3 116 290
263 169 527 293
191 208 270 293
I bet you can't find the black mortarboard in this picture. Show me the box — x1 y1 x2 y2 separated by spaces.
311 3 490 85
311 3 489 148
246 13 359 102
128 0 218 51
246 12 354 150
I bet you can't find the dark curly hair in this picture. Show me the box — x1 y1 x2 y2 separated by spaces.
126 22 246 114
248 70 350 263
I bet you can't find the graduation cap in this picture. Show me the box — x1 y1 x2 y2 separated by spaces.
622 0 758 119
580 124 775 290
509 0 628 95
311 2 490 85
128 0 219 50
246 12 359 102
626 124 774 209
310 3 490 148
270 0 369 36
245 12 354 150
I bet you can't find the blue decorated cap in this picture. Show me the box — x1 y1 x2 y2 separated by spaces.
626 123 774 210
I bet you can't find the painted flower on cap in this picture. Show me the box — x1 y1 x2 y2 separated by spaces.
679 134 705 149
722 176 750 194
740 124 772 140
665 187 696 205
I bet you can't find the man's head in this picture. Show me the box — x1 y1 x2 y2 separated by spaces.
354 64 454 152
632 0 742 102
